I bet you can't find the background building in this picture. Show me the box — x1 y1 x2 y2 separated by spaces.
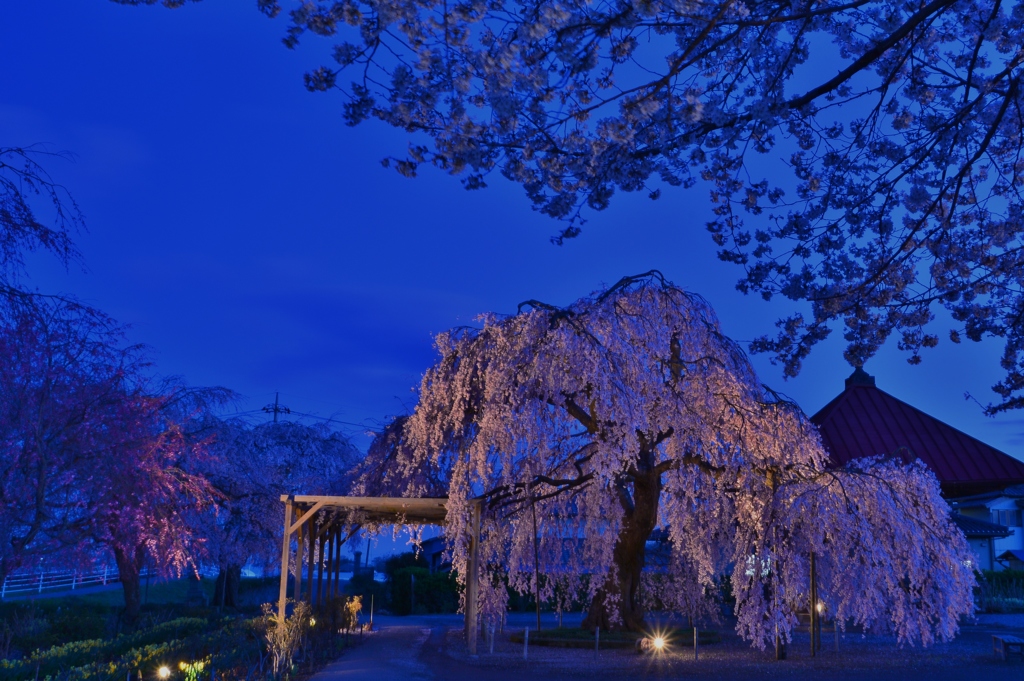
811 368 1024 571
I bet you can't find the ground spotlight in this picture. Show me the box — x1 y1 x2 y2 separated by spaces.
637 631 670 654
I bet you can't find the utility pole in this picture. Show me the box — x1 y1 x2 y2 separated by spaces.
263 392 291 423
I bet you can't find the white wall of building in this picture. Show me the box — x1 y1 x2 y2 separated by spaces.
989 498 1024 561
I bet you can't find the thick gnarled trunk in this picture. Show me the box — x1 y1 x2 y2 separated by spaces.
582 464 661 632
113 545 145 629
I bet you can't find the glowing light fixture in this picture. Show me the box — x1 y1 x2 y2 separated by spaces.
310 617 317 627
638 632 668 654
157 667 171 679
816 601 824 614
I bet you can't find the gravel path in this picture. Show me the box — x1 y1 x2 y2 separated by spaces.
312 613 1024 680
309 622 433 681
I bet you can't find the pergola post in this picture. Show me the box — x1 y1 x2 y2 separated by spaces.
325 526 335 603
333 525 342 595
317 527 327 609
306 515 316 603
277 497 294 621
293 510 303 602
465 499 482 655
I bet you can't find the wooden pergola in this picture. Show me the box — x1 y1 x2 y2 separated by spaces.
276 494 483 654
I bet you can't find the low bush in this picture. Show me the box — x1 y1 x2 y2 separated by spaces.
0 618 213 681
344 574 387 616
0 602 110 655
977 570 1024 613
389 568 458 615
0 580 364 681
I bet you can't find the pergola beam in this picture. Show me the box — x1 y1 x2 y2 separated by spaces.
287 499 327 535
279 494 449 525
274 494 482 654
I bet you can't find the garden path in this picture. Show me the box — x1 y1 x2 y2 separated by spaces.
309 621 434 681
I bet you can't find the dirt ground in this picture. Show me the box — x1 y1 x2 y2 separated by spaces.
404 613 1024 680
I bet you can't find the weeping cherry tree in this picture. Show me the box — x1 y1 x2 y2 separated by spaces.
399 272 974 645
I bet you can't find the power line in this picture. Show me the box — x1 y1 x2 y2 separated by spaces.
233 392 380 433
286 410 374 429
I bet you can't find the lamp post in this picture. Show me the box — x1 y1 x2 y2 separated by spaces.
815 600 824 652
809 552 817 658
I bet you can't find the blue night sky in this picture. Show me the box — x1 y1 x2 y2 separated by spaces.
3 1 1024 460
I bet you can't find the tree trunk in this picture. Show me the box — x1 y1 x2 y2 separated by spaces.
582 464 661 632
113 545 145 629
213 564 242 608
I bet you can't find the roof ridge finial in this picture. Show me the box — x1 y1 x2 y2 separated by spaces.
846 365 876 388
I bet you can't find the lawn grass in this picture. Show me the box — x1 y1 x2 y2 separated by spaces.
39 577 218 608
2 576 220 609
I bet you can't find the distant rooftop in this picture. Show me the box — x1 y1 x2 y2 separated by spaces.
952 513 1011 538
810 368 1024 497
953 484 1024 505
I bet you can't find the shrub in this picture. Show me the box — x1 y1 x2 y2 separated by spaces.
39 618 256 681
339 597 361 633
0 639 106 681
977 570 1024 613
0 618 214 681
344 574 387 614
259 600 310 678
389 568 458 615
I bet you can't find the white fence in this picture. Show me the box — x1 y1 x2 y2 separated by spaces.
1 566 157 600
0 564 364 600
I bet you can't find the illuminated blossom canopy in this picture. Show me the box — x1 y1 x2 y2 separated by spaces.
393 273 973 645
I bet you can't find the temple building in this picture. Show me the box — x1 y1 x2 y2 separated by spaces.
811 367 1024 571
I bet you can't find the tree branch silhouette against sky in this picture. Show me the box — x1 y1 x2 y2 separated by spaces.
256 0 1024 413
3 1 1024 458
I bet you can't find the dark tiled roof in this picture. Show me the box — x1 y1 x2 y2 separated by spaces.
997 549 1024 562
810 369 1024 496
953 514 1010 538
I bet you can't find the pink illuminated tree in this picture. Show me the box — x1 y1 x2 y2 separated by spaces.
400 273 974 646
83 383 229 625
0 142 228 624
0 292 227 625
